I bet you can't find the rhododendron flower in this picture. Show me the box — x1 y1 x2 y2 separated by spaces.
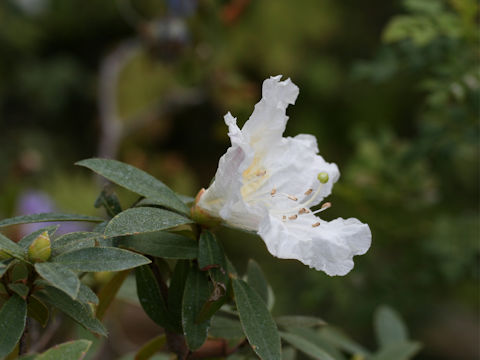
194 75 371 276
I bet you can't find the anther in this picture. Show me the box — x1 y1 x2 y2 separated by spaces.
256 169 267 177
288 215 298 220
312 222 320 227
321 202 331 209
317 172 329 184
304 188 313 195
270 188 277 196
282 215 286 221
287 195 298 201
299 208 309 214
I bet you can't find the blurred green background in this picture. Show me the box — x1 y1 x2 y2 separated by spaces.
0 0 478 359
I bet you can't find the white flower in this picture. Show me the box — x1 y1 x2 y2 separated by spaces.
195 75 371 276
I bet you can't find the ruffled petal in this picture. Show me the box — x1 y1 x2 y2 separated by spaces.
258 214 371 276
242 76 299 151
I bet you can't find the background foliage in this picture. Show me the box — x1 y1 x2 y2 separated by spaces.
0 0 478 359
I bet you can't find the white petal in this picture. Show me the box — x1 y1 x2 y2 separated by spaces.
242 76 299 150
258 214 371 276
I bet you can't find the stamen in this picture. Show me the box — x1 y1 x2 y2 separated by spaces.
270 188 277 196
312 222 320 227
282 215 286 221
288 215 298 220
256 169 267 177
312 202 332 215
287 195 298 201
304 188 313 195
298 208 309 214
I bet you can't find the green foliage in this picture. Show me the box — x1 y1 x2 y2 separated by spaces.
0 213 104 228
105 207 193 237
233 278 281 360
0 295 27 357
34 340 92 360
34 262 80 299
76 158 189 215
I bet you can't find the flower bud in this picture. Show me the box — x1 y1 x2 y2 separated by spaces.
317 172 329 184
28 231 51 263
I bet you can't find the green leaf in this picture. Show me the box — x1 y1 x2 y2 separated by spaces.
53 247 150 272
0 258 14 278
168 260 190 332
276 316 326 329
116 232 197 259
135 265 174 331
27 295 49 327
134 335 166 360
35 262 80 299
35 286 106 336
287 328 346 360
182 266 211 350
370 341 422 360
246 259 268 304
76 158 189 215
8 283 29 298
36 339 92 360
52 232 102 256
77 283 99 305
0 213 104 228
374 305 408 348
232 279 281 360
0 294 27 357
94 188 122 217
280 331 335 360
0 233 26 260
18 226 59 248
105 208 193 238
317 327 370 357
209 316 244 339
96 270 130 320
198 231 227 282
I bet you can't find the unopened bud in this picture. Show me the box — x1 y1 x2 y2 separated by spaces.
317 172 329 184
28 231 51 262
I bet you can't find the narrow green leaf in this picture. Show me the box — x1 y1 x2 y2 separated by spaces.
0 258 14 278
182 266 211 350
317 327 370 357
282 347 297 360
35 286 106 336
27 295 49 327
232 279 281 360
168 260 190 332
374 305 408 348
370 341 422 360
276 316 327 329
94 188 122 217
36 339 92 360
116 232 198 259
135 265 174 331
35 262 80 299
287 328 347 360
105 208 193 238
18 226 59 248
134 335 166 360
198 231 227 283
0 213 104 228
8 283 29 298
246 259 268 304
76 158 189 215
53 247 150 272
209 316 244 339
0 233 26 260
0 294 27 357
52 232 102 256
280 331 335 360
96 270 130 320
77 283 99 306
